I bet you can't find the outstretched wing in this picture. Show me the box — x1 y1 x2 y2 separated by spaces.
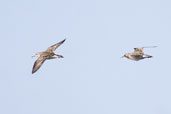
32 57 47 74
46 39 66 52
131 54 144 61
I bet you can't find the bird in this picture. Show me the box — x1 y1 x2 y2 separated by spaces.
32 39 66 74
122 46 157 61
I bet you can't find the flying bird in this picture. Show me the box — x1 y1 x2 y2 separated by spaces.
32 39 66 74
122 46 157 61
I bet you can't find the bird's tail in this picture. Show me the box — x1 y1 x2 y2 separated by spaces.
143 54 152 58
54 54 64 58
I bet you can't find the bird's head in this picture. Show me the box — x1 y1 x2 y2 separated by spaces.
32 52 42 57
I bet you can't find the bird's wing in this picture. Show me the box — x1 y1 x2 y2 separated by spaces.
143 54 152 58
32 57 47 74
46 39 66 52
142 46 157 48
131 54 144 61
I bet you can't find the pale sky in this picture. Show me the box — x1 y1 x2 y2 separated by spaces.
0 0 171 114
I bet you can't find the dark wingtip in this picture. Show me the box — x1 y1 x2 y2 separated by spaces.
32 70 35 74
61 39 66 43
59 55 64 58
143 54 153 58
57 39 66 45
32 68 36 74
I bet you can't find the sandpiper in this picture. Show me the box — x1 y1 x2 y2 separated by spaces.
122 46 157 61
32 39 66 74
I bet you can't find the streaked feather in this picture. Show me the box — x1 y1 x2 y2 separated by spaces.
46 39 66 52
32 57 46 74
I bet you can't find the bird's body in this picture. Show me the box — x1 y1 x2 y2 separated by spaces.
124 53 152 61
123 46 156 61
32 39 65 74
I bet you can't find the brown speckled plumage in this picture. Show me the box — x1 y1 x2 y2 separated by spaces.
123 46 157 61
32 39 65 74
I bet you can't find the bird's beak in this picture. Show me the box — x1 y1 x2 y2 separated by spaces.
121 56 124 58
32 55 35 58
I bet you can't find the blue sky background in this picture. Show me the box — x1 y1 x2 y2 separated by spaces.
0 0 171 114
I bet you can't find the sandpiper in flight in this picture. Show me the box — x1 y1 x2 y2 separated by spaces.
122 46 157 61
32 39 66 74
